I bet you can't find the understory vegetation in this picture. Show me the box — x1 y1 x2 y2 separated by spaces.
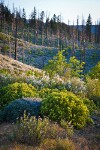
0 50 100 149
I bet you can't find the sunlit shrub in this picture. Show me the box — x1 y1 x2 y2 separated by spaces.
86 78 100 107
83 98 96 114
41 90 92 128
39 88 59 99
0 82 37 109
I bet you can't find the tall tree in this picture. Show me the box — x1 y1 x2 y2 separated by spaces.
22 8 26 26
45 15 49 46
30 7 37 44
14 10 18 60
40 11 45 45
81 17 86 74
77 16 80 47
86 14 92 42
97 20 100 43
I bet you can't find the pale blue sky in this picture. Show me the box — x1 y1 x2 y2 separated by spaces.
3 0 100 25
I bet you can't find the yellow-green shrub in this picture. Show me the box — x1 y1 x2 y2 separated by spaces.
0 82 37 109
41 90 91 128
86 78 100 107
39 88 59 98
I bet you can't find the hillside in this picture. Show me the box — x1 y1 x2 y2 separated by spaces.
0 32 58 69
0 1 100 150
0 53 42 75
1 32 100 74
0 54 100 150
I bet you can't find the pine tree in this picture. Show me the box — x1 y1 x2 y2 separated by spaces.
22 8 26 26
86 14 92 42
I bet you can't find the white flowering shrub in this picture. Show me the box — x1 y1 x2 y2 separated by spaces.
65 77 86 97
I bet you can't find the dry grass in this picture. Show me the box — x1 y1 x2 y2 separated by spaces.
0 122 100 150
0 54 42 76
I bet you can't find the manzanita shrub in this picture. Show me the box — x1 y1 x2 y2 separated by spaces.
0 82 37 109
41 90 92 128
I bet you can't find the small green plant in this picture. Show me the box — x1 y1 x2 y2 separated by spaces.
0 69 10 75
60 120 73 137
83 98 96 114
67 45 72 50
26 70 34 76
44 50 69 78
69 56 85 77
39 88 59 98
0 82 37 109
1 45 9 52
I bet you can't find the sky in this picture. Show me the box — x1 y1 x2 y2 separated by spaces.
2 0 100 25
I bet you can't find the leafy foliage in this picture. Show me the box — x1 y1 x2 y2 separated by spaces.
44 50 69 78
69 56 85 77
83 98 96 114
44 51 85 79
39 88 59 98
86 78 100 107
1 45 9 53
1 98 42 122
41 90 91 128
89 61 100 79
0 82 37 109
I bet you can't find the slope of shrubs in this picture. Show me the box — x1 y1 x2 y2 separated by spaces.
0 82 37 109
0 85 95 128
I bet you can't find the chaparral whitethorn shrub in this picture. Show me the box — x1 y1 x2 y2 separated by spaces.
65 77 86 97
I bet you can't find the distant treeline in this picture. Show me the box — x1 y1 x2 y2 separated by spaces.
0 1 100 49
